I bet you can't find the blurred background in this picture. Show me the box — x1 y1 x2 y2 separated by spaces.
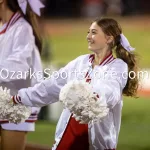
27 0 150 150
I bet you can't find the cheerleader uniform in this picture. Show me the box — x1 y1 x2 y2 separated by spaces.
13 53 128 149
0 12 43 131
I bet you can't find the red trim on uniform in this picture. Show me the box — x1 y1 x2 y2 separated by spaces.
15 95 20 103
25 120 37 123
0 121 9 124
85 72 91 83
10 13 20 27
85 69 92 83
89 54 94 59
102 55 113 66
102 56 114 66
0 28 7 35
0 120 37 124
0 12 21 35
7 14 21 31
56 116 89 150
0 13 15 34
0 112 38 124
89 54 94 63
107 57 115 65
86 78 91 83
94 92 99 98
12 96 17 104
85 72 88 78
88 52 114 66
13 95 22 104
100 52 113 65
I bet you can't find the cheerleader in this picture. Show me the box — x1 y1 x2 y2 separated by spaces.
12 18 138 150
0 0 46 150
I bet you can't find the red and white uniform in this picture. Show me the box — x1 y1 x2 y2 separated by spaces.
14 53 128 149
0 12 43 131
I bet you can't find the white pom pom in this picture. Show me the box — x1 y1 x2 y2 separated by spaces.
59 80 109 124
0 86 31 124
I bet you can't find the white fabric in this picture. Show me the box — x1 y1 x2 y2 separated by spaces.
0 16 43 131
2 122 35 131
120 33 135 52
18 55 128 149
0 87 32 124
17 0 45 16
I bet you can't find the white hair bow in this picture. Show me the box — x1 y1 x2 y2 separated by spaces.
18 0 45 16
120 33 135 52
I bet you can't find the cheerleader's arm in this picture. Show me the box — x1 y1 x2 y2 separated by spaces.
11 56 82 107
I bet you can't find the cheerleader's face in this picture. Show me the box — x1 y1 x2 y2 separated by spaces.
87 22 113 53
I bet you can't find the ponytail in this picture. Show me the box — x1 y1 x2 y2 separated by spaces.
115 44 139 97
94 18 139 97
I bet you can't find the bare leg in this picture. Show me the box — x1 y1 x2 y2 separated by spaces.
0 128 27 150
0 128 51 150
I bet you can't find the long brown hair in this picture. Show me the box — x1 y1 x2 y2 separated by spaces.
94 18 139 97
6 0 42 54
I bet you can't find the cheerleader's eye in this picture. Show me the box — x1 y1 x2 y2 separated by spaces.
92 31 96 34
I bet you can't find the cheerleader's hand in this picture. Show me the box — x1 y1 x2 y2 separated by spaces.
59 80 109 124
0 87 31 124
